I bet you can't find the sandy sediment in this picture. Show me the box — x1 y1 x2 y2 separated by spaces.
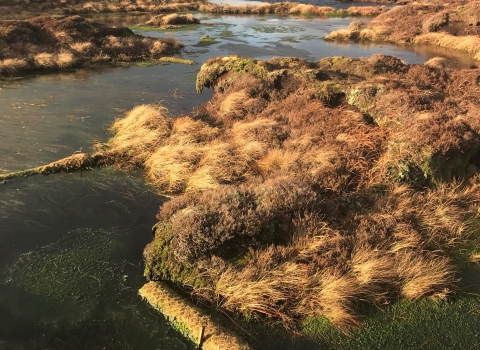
139 281 251 350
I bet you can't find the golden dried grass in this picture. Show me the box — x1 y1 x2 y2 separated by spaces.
55 51 76 68
0 58 29 74
424 56 448 68
219 90 248 120
395 252 454 300
146 143 203 193
258 148 300 177
295 269 363 328
324 29 355 41
34 52 56 68
70 41 95 54
199 2 383 16
107 104 171 167
413 33 480 58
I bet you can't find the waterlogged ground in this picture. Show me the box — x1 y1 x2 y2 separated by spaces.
0 11 479 350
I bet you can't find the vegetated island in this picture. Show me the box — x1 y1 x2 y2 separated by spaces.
326 0 480 62
4 53 480 348
0 15 189 77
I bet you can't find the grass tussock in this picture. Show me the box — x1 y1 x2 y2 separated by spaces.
100 54 480 329
0 15 183 76
103 104 172 167
325 1 480 60
145 13 199 28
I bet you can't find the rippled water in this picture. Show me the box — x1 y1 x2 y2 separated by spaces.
0 12 478 350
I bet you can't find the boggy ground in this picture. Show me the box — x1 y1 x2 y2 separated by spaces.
0 0 205 20
0 15 183 76
0 0 392 20
326 0 480 62
97 54 480 331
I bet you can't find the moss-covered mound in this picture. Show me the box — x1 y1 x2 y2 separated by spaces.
326 0 480 61
99 54 480 329
0 15 183 76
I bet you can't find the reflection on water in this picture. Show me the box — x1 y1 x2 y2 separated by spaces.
1 12 479 350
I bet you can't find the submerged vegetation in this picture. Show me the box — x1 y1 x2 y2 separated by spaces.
90 54 480 330
326 0 480 61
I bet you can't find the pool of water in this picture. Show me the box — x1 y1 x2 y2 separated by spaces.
0 13 478 350
134 14 478 69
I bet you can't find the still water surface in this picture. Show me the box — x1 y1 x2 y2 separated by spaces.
0 12 478 350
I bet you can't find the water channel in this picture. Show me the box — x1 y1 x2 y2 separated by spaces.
0 7 479 350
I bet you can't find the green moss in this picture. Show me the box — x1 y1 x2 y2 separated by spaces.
347 84 384 113
303 296 480 350
194 35 219 47
280 37 300 43
218 30 235 37
314 80 345 105
0 228 127 326
388 145 479 187
130 24 201 32
130 60 162 67
196 56 267 93
144 222 205 288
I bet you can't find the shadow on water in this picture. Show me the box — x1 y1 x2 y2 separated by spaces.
1 11 479 350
